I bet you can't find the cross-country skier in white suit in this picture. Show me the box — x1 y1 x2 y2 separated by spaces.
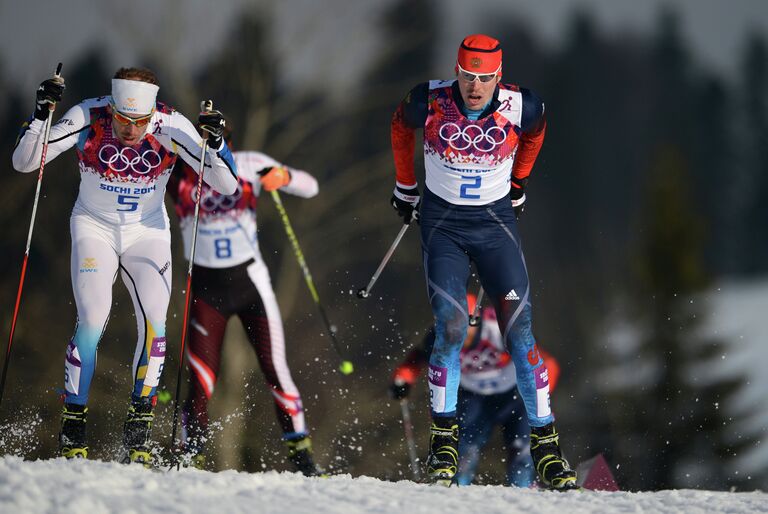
12 66 238 465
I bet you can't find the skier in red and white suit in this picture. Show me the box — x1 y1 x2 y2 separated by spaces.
169 147 323 475
12 67 237 463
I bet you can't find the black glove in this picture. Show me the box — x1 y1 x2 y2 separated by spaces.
390 184 420 224
198 101 225 148
510 177 527 219
389 378 411 400
34 77 65 121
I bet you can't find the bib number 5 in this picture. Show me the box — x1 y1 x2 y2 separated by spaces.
117 194 140 212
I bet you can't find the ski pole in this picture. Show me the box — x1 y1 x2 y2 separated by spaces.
356 222 410 299
269 189 354 375
399 398 421 481
0 63 63 410
468 286 485 326
168 100 213 469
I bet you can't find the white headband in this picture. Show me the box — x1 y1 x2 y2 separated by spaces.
111 78 159 116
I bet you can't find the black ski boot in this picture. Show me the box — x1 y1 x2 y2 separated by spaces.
530 423 578 490
122 397 154 467
59 403 88 459
426 417 459 486
285 436 325 477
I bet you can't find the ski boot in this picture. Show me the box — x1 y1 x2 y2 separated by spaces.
530 423 578 490
426 417 459 486
59 403 88 459
285 436 326 477
122 397 155 467
188 454 206 470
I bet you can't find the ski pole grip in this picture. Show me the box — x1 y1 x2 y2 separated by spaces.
49 63 65 112
199 100 214 140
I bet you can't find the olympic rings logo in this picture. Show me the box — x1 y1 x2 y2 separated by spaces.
191 182 244 212
439 123 507 152
98 144 162 175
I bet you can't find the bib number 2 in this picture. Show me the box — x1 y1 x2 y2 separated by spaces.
459 176 482 199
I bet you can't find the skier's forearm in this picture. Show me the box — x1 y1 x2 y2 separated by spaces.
13 102 90 173
281 169 318 198
12 118 47 172
203 140 238 195
391 106 418 187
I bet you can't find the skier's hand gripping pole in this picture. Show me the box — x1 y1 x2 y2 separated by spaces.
270 189 354 375
1 63 63 411
168 100 214 469
356 221 410 299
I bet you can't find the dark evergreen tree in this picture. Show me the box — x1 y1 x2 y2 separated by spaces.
739 34 768 274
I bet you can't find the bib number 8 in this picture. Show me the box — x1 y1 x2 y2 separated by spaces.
459 176 482 199
214 238 232 259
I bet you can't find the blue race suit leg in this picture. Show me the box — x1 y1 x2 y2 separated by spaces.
465 196 555 428
420 190 471 417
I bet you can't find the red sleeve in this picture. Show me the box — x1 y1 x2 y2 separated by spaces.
511 116 546 182
391 102 417 187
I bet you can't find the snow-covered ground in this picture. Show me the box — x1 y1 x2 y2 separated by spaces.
0 457 765 514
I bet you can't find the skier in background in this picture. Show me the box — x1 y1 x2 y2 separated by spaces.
390 294 561 487
12 67 237 465
388 33 578 489
168 134 323 475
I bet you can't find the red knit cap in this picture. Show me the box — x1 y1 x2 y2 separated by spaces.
456 34 502 75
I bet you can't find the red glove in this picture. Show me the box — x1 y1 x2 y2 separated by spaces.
390 363 420 399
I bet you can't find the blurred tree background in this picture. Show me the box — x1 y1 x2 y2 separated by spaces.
0 1 766 492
